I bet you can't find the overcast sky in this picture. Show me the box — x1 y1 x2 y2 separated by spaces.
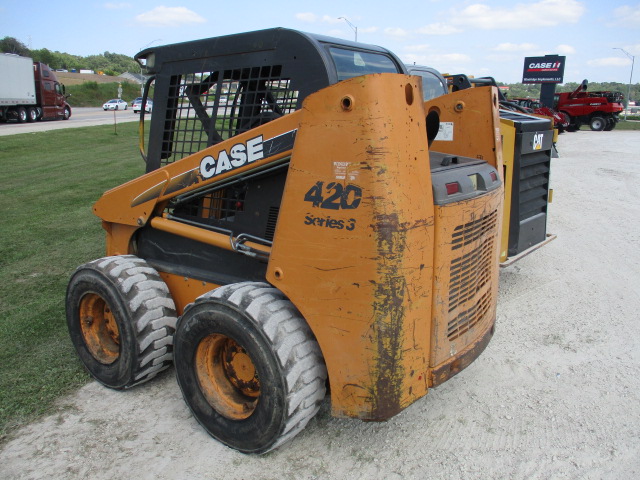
1 0 638 84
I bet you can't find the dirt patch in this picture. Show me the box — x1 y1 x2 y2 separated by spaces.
1 131 639 479
55 72 135 86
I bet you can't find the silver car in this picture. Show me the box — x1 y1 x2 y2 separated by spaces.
102 99 128 111
133 99 153 114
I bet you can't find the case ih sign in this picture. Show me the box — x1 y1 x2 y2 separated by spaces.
522 55 565 84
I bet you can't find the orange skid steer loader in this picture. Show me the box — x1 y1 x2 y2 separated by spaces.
66 28 503 453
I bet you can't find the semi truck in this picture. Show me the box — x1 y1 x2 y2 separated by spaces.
0 54 72 123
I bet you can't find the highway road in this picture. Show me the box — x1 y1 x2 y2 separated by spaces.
0 107 141 136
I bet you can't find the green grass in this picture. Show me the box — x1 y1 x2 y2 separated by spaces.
66 81 149 107
0 122 145 442
616 118 640 130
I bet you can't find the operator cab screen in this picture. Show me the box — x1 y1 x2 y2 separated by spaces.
329 47 400 81
408 68 448 101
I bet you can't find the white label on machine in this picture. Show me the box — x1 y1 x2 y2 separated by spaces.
435 122 454 141
333 161 359 181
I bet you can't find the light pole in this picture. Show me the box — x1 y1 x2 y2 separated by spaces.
613 47 635 121
338 17 357 42
139 39 162 96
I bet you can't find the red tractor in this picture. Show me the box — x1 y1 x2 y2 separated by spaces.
554 80 624 131
510 98 570 132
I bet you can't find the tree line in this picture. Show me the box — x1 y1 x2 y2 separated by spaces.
0 36 139 76
1 35 637 102
500 81 639 102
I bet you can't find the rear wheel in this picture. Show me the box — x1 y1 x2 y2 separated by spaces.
174 282 327 454
16 107 27 123
604 117 616 131
590 116 606 131
27 107 38 122
66 255 177 389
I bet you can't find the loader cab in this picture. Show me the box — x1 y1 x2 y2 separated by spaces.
136 28 404 173
406 65 448 101
133 28 408 284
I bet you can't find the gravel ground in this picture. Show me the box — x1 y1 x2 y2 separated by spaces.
1 130 639 479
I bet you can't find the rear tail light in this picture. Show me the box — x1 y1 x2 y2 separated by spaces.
446 182 460 195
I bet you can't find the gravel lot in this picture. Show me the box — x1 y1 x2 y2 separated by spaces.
1 130 639 479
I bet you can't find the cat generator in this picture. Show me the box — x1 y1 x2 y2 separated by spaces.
442 74 556 264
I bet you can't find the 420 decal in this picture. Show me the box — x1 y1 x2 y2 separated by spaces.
303 181 362 210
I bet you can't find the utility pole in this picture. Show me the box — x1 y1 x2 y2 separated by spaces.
338 17 358 42
613 48 635 121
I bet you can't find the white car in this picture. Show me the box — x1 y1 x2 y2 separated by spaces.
103 99 128 111
133 99 153 114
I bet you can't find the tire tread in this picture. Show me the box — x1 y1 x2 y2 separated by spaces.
81 255 177 387
194 281 327 453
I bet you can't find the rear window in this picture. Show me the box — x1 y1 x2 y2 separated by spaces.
329 47 399 81
409 70 448 101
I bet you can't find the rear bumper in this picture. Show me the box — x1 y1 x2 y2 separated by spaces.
430 316 495 387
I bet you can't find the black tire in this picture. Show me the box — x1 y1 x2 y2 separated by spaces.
63 107 71 120
27 107 38 122
16 106 27 123
66 255 177 389
174 282 327 454
590 116 606 131
604 117 616 131
563 113 577 132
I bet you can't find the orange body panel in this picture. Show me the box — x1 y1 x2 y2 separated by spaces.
157 271 220 315
267 75 434 420
95 73 503 421
429 190 502 382
429 86 503 173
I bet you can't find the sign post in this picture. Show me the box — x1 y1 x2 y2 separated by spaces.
522 55 565 108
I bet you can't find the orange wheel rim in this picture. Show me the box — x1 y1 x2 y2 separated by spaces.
195 334 260 420
79 293 120 364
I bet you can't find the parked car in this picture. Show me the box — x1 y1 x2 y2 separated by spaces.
131 96 143 107
132 99 153 114
102 99 128 110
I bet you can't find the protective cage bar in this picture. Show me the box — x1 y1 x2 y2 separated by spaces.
160 66 299 168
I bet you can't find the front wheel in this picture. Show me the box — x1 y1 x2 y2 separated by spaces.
590 116 606 131
174 282 327 454
66 255 177 388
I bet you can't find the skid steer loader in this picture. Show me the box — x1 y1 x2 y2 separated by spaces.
66 28 504 453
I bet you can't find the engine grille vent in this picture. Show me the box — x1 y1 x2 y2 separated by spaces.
448 236 494 312
451 210 498 250
446 208 498 341
447 290 493 341
265 206 280 241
